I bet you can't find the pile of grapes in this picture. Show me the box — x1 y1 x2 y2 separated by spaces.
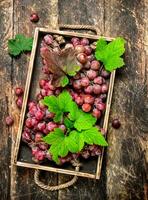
22 34 110 165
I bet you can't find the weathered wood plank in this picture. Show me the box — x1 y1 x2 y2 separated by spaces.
104 0 148 199
0 0 13 199
11 0 58 199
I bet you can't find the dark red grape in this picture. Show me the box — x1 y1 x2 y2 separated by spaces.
90 60 100 70
39 79 47 88
5 116 14 126
93 84 102 94
81 77 90 87
80 38 89 46
83 94 94 104
73 80 82 90
22 131 32 142
84 85 93 94
101 69 110 79
75 45 85 54
16 96 23 108
81 150 90 159
87 70 98 80
75 96 84 105
77 53 87 64
34 150 45 161
37 122 46 131
84 45 92 55
96 102 106 111
35 110 44 121
82 103 91 112
47 122 57 132
101 84 108 93
15 87 24 96
99 94 107 102
44 34 53 45
92 108 101 119
112 119 121 129
30 13 39 22
87 54 94 62
94 76 103 85
35 132 43 142
83 61 91 69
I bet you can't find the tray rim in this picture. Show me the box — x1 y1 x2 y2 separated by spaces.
13 27 116 179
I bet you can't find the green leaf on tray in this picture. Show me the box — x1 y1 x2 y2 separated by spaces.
42 90 108 164
95 37 126 72
8 34 33 56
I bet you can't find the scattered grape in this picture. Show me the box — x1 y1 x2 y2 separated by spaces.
15 87 24 96
112 119 121 129
5 116 14 126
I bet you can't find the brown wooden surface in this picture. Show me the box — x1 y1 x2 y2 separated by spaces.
0 0 147 199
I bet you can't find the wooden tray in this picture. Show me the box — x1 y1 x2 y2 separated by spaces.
13 27 116 179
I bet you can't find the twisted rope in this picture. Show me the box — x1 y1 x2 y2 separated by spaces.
34 160 81 191
59 24 100 35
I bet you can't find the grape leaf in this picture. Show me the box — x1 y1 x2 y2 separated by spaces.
68 130 84 152
82 127 108 146
64 117 74 129
95 37 126 72
58 90 73 112
74 112 97 131
43 128 64 145
8 34 33 56
60 75 69 87
40 47 81 87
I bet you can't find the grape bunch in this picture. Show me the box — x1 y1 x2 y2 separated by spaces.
22 34 110 165
68 37 110 119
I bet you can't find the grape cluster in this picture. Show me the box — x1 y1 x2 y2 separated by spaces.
69 37 110 119
22 34 110 164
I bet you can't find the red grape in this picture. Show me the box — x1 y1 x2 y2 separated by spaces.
40 89 47 97
112 119 121 129
32 146 39 156
34 150 45 161
75 96 84 105
73 73 81 80
30 13 39 22
84 45 92 55
87 70 98 80
37 122 46 131
84 85 93 94
77 53 87 64
83 61 91 69
15 87 24 96
5 116 14 126
45 110 54 119
29 105 37 116
101 69 110 79
90 60 100 70
35 133 43 142
82 103 91 112
47 122 57 132
81 150 90 159
16 96 23 108
94 76 103 85
93 84 102 94
35 110 44 121
83 95 94 104
28 101 36 109
87 54 94 62
38 143 48 151
65 43 74 49
73 80 82 90
39 79 47 88
71 37 80 44
75 45 85 54
101 84 108 93
96 102 106 111
36 93 43 101
92 108 101 118
81 77 90 87
44 34 53 45
99 94 107 102
22 131 32 142
47 89 54 96
80 38 89 46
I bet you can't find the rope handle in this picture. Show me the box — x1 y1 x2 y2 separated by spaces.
59 24 101 35
34 160 81 191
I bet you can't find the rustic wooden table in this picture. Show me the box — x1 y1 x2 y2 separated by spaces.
0 0 147 199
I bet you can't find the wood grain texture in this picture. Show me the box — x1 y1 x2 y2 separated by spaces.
0 0 13 199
